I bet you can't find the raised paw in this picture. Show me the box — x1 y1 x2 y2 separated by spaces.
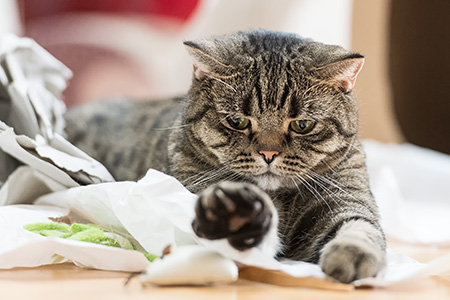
319 237 386 283
192 181 273 251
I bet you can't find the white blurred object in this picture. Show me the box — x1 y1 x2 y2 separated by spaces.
188 0 353 47
364 140 450 245
283 0 353 47
0 0 21 35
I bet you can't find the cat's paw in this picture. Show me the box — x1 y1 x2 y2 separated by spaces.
192 181 273 250
319 237 385 283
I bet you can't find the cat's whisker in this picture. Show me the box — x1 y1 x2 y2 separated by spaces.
342 138 363 154
292 175 320 204
187 169 227 188
185 167 224 185
293 174 333 213
321 160 338 176
299 79 329 100
309 170 359 202
206 75 237 93
303 173 342 209
301 97 322 105
223 171 244 183
185 161 237 188
186 154 256 189
314 138 358 176
290 177 301 193
188 167 245 190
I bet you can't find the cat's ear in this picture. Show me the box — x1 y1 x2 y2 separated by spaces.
314 56 364 92
183 41 230 80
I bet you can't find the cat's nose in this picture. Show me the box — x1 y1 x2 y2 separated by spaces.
258 150 280 164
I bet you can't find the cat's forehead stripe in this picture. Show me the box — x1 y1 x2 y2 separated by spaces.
278 82 290 110
249 67 299 117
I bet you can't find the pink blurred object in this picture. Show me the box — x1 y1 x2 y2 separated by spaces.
21 0 200 23
19 0 201 107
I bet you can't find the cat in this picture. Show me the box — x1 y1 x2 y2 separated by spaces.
65 29 386 283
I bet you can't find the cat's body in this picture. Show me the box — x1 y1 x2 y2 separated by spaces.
65 29 386 283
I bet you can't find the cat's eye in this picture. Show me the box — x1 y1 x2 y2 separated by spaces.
290 120 316 134
226 116 250 130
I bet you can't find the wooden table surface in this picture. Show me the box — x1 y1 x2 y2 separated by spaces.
1 239 449 300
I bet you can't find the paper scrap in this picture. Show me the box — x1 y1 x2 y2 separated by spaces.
141 245 238 286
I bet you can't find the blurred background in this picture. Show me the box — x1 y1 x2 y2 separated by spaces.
1 0 449 155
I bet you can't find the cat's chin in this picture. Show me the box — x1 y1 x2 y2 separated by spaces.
254 174 283 191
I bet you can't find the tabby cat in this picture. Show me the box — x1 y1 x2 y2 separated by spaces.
65 29 386 283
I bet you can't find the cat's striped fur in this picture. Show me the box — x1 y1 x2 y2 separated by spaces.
65 29 386 283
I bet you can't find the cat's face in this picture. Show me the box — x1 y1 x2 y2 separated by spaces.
183 30 363 191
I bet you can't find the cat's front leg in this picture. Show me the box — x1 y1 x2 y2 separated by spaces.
319 219 386 283
192 181 279 253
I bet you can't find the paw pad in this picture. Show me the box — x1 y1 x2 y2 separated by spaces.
192 182 273 251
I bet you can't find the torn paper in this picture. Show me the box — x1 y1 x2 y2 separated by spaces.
0 34 114 205
0 122 114 205
0 34 71 139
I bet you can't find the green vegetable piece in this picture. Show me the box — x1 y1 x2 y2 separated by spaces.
38 230 73 238
24 222 160 262
70 223 100 233
23 222 70 233
69 230 121 248
144 253 159 262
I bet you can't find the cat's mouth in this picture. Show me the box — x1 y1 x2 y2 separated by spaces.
254 172 283 190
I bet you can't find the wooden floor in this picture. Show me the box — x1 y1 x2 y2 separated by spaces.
1 239 449 300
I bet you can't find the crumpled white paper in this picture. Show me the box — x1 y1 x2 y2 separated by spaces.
33 169 282 268
0 34 70 140
0 33 114 205
35 169 199 256
1 34 450 288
